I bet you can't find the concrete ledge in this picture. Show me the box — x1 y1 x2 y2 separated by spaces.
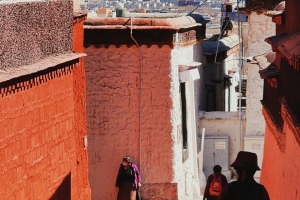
198 110 246 120
84 14 208 30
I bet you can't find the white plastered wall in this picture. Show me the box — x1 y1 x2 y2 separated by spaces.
170 41 202 200
245 12 275 136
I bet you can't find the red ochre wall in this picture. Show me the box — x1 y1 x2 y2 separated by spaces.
72 14 91 200
73 15 85 53
260 109 300 200
0 16 90 200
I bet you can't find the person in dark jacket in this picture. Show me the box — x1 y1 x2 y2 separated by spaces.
218 151 270 200
203 165 228 200
116 156 141 200
221 17 233 36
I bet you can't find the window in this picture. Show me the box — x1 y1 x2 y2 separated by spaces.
180 83 187 148
180 83 189 162
237 96 246 111
205 84 216 111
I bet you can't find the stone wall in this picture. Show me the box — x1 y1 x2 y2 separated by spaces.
245 12 275 136
247 12 275 56
0 0 73 70
245 63 265 136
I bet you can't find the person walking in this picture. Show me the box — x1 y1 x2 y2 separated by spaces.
116 156 141 200
218 151 270 200
203 165 228 200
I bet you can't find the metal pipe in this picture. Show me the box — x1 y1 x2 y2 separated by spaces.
237 0 243 151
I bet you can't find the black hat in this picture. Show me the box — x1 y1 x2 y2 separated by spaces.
230 151 260 170
123 156 132 163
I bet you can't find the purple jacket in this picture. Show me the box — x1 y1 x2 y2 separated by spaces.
131 163 141 189
116 163 142 189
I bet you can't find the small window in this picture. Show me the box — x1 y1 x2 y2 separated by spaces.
180 83 187 149
180 83 189 162
205 84 216 111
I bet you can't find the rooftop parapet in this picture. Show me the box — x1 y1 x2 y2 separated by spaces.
0 0 73 70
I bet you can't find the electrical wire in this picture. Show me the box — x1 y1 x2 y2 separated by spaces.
214 19 231 64
187 0 209 15
253 49 272 59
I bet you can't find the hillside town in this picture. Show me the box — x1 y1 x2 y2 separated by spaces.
0 0 299 199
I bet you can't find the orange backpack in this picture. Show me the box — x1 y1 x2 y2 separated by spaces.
209 174 222 197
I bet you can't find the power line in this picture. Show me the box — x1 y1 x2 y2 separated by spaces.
187 0 209 15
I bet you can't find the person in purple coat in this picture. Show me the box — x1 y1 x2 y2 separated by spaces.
116 156 141 200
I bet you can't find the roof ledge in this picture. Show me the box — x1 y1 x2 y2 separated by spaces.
84 14 207 30
0 53 86 83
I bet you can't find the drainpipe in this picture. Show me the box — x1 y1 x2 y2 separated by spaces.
237 0 243 151
130 17 143 171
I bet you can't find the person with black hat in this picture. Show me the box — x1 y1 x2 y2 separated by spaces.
116 156 142 200
203 165 228 200
218 151 270 200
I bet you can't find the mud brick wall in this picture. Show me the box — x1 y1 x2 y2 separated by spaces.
0 12 90 200
72 13 91 200
0 60 90 199
84 44 175 199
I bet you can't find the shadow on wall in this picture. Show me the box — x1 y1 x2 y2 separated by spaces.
49 172 71 200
